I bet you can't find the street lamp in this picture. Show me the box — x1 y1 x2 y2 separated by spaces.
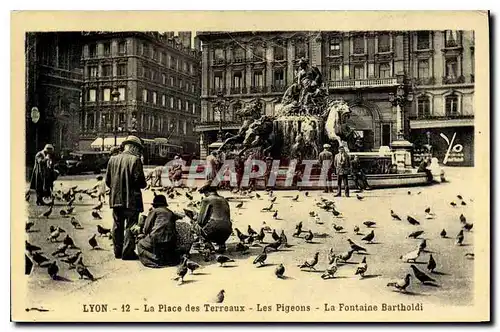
101 114 106 151
389 84 414 140
212 91 229 142
111 88 121 146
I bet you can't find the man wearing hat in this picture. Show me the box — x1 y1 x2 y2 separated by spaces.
30 144 56 205
136 194 188 268
318 143 334 193
105 135 148 260
334 145 351 197
195 181 232 253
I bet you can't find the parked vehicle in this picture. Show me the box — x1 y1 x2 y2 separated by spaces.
55 151 110 175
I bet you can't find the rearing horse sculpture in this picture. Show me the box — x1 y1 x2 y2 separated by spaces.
323 100 363 152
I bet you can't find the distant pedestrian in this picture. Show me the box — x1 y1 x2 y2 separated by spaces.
318 144 334 193
334 145 351 197
30 144 57 205
92 175 107 203
206 151 219 182
105 135 148 260
351 155 371 191
417 157 433 183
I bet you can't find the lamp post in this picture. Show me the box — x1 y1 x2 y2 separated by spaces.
101 114 106 151
389 83 414 140
212 91 229 142
111 88 121 146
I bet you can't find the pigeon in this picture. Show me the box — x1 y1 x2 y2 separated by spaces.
298 252 319 270
387 274 411 292
363 221 376 228
427 254 436 272
93 201 103 211
234 228 249 243
408 230 424 239
270 197 277 203
275 264 285 278
456 230 464 245
41 205 53 219
272 211 278 219
279 230 288 246
460 214 467 224
457 195 463 200
332 207 341 217
354 225 360 234
440 229 447 238
25 220 35 232
33 252 51 267
407 191 411 195
355 257 368 278
235 242 249 253
335 249 355 263
215 290 225 303
463 223 473 231
292 195 299 201
174 257 189 284
185 192 193 200
49 225 56 233
390 210 401 221
305 191 309 197
356 194 364 201
47 227 64 242
418 239 427 252
216 255 234 267
97 225 111 236
63 235 76 248
321 257 339 279
92 211 102 220
450 201 457 207
235 202 243 209
271 229 280 242
261 221 272 233
76 264 95 281
410 264 436 284
264 240 282 251
59 209 68 216
348 239 366 252
261 203 273 212
70 217 82 229
425 212 435 219
304 230 314 243
461 201 467 206
464 253 475 259
309 211 316 217
247 225 257 237
88 234 99 249
253 247 268 266
253 228 265 243
361 230 375 243
62 251 82 268
47 261 59 280
255 193 261 199
407 216 420 226
333 224 344 233
25 241 41 254
400 248 422 263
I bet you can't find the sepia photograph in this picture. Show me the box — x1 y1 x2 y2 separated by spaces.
11 11 490 322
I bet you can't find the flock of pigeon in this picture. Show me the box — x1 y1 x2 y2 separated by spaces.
26 181 475 303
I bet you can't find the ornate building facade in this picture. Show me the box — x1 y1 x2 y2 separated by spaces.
79 32 201 159
196 31 475 165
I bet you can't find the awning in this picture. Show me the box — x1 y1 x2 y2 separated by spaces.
90 137 127 148
208 142 223 148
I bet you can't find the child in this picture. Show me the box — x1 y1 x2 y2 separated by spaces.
93 175 107 203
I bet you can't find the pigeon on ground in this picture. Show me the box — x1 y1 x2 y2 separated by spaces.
255 193 261 199
410 264 436 284
234 228 249 243
279 230 288 246
32 252 50 266
424 207 431 214
235 242 249 253
25 241 41 254
353 225 360 235
461 201 467 206
235 202 243 209
49 225 56 233
304 230 314 243
59 209 68 216
92 211 102 220
215 290 225 303
185 192 193 200
407 216 420 226
355 257 368 278
440 229 447 238
321 257 339 279
93 201 103 211
456 230 464 245
408 230 424 239
272 211 278 219
427 254 436 272
363 221 376 228
418 239 427 252
253 247 268 267
361 230 375 243
336 249 355 263
62 251 82 268
292 195 299 201
460 214 466 224
26 220 35 232
305 191 309 197
271 229 280 242
465 253 475 259
348 239 366 252
425 212 435 219
356 194 364 201
76 263 95 281
63 235 76 248
390 210 401 221
463 223 473 231
333 224 343 233
88 234 99 249
400 248 422 263
261 203 273 212
387 274 411 292
97 225 111 236
247 225 257 237
298 252 319 270
184 256 201 274
275 264 285 278
264 240 282 251
47 227 65 242
261 221 272 233
332 207 341 217
216 255 234 267
457 194 463 200
47 261 59 280
70 217 83 229
41 205 53 219
450 201 457 207
270 197 277 203
174 257 189 284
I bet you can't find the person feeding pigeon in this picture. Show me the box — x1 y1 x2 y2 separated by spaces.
29 144 57 205
334 145 351 197
195 181 233 253
105 135 148 260
136 194 194 268
318 144 334 193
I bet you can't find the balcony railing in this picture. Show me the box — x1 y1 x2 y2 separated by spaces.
232 57 246 63
250 86 268 93
213 59 226 65
328 77 398 89
409 114 474 120
209 88 226 95
442 75 465 85
40 65 83 81
414 77 435 85
230 87 245 95
271 84 287 92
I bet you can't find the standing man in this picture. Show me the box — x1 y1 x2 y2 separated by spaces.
105 135 148 260
334 145 351 197
195 182 232 253
30 144 56 205
318 144 334 193
351 155 371 191
205 150 219 183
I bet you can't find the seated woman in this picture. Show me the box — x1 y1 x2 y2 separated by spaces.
417 158 434 183
136 194 194 268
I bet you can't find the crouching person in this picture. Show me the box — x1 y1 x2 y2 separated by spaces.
195 181 232 253
136 194 194 268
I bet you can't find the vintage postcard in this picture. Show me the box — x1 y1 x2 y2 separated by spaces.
11 11 490 322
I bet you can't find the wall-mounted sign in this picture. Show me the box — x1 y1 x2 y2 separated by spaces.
440 132 464 164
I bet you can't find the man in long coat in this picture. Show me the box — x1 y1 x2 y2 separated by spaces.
318 144 334 193
334 145 351 197
30 144 56 205
105 135 147 260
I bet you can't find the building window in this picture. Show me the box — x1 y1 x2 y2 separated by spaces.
192 103 196 114
89 44 97 58
378 33 391 53
253 71 264 87
254 45 265 61
378 63 391 78
445 57 458 79
102 88 111 102
86 113 95 130
103 42 111 56
170 97 174 108
190 64 194 74
274 69 284 86
353 36 365 54
183 61 188 72
353 64 364 79
143 89 148 103
162 94 166 106
117 63 127 77
329 38 341 56
233 72 243 88
118 41 126 54
168 55 173 68
445 30 460 47
102 64 112 77
214 73 223 89
179 79 183 89
143 43 149 57
233 47 245 62
88 66 98 78
160 52 165 64
152 92 157 105
175 58 180 71
88 89 96 102
214 48 224 63
274 44 284 61
162 73 166 85
191 83 195 94
330 65 341 80
153 49 158 60
418 59 430 78
417 31 431 50
381 124 391 146
295 40 307 59
116 87 125 101
445 94 459 116
417 96 431 118
178 99 182 110
185 101 189 112
169 76 174 86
